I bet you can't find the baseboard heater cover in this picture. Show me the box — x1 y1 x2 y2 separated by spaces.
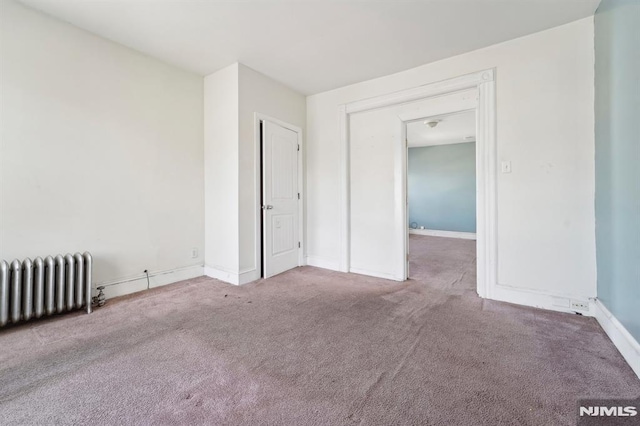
0 252 93 327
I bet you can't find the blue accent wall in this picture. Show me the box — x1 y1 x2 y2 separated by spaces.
408 143 476 233
595 0 640 341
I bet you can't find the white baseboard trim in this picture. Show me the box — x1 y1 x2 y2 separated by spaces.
491 283 594 317
409 229 476 240
349 266 402 282
100 264 204 300
592 299 640 379
205 265 240 285
204 265 261 285
305 255 341 271
239 268 260 285
490 286 639 379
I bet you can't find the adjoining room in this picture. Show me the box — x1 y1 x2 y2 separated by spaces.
407 111 477 288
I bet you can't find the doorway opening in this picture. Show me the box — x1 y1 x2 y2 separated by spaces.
405 110 477 286
256 115 304 279
340 69 497 298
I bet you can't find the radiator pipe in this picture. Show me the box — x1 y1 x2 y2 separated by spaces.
74 253 85 309
55 255 65 313
83 252 93 314
64 254 75 311
33 257 45 318
22 258 34 321
45 256 55 315
0 260 8 327
10 260 22 323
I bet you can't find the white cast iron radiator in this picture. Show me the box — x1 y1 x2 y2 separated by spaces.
0 252 92 327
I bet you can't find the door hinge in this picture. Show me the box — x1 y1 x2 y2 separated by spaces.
298 192 300 200
297 144 300 151
298 242 301 248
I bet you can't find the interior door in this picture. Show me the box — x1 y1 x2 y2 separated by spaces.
262 120 299 278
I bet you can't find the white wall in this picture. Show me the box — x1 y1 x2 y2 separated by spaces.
204 63 305 284
307 18 596 300
204 64 240 279
0 1 204 298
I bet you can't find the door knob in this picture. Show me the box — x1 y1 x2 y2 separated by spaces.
262 205 274 210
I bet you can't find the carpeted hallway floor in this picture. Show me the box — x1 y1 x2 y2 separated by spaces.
1 235 638 425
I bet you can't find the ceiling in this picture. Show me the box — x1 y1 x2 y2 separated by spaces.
19 0 600 95
407 110 476 148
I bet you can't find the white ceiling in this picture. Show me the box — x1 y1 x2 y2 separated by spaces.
407 110 476 148
19 0 600 95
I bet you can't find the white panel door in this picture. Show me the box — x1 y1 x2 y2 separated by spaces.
263 121 299 278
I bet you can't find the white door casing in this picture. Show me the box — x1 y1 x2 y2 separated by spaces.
340 69 497 298
262 120 300 278
349 89 478 281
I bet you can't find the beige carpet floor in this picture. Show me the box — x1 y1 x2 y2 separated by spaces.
0 235 638 425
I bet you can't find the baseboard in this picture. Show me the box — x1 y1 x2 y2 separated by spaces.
490 283 594 316
204 265 261 285
490 286 639 379
409 229 476 240
349 266 402 281
204 265 240 285
305 255 341 271
239 268 260 285
592 299 640 379
100 264 204 299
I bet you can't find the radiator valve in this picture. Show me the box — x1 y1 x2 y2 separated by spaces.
93 286 106 307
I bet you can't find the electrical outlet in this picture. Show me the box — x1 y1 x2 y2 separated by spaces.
570 300 589 312
191 248 198 259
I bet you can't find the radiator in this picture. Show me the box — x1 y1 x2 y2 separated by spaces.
0 252 93 327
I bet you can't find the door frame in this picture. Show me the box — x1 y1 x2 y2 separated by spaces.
254 113 304 279
338 69 497 299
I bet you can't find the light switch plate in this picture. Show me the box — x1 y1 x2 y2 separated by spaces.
501 161 512 173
